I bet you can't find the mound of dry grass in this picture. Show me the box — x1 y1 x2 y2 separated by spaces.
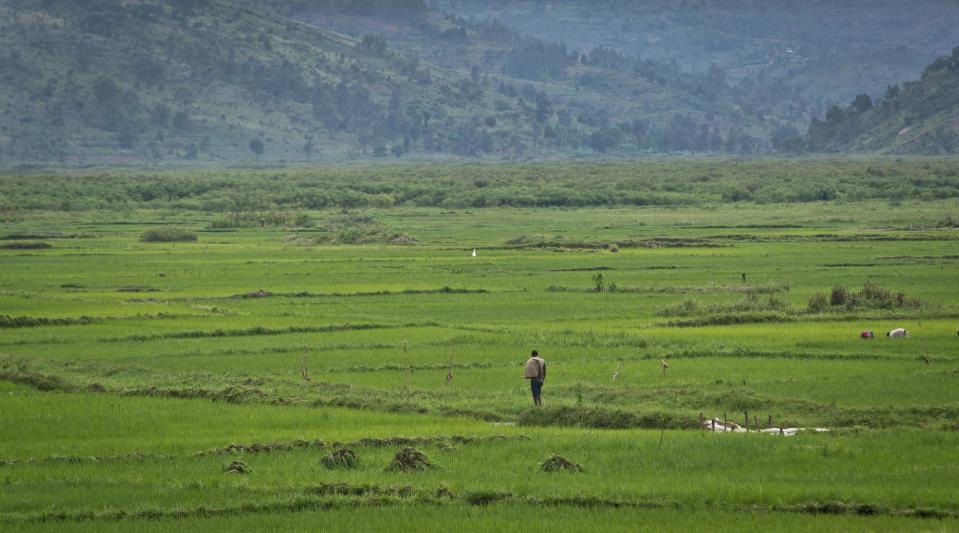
540 455 583 473
384 447 434 472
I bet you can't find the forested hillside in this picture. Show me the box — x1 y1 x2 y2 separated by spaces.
0 0 538 163
806 48 959 154
437 0 959 111
1 0 956 164
0 0 781 165
283 2 792 153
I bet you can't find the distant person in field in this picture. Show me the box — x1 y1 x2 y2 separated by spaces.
524 350 547 406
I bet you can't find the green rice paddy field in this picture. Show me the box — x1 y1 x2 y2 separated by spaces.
2 163 959 531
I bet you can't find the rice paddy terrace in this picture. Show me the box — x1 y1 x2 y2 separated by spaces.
1 160 958 531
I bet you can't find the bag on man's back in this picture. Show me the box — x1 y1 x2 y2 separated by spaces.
524 358 541 379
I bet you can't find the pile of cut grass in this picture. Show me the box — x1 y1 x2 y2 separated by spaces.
224 460 250 474
540 455 583 473
385 447 434 472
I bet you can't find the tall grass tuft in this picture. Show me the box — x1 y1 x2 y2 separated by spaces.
322 447 360 469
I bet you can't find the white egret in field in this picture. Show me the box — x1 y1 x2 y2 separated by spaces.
471 249 477 257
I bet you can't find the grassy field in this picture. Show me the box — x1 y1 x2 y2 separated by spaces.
2 165 959 530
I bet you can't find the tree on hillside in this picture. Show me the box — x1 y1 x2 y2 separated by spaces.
92 78 120 105
249 137 265 159
172 111 191 132
771 125 803 153
588 128 623 153
851 94 873 114
303 134 315 160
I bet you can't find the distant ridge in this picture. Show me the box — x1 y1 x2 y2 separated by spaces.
806 48 959 154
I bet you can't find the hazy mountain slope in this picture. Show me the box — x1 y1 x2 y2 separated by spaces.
6 0 946 164
283 3 778 153
436 0 959 112
806 48 959 154
0 0 800 165
0 0 586 164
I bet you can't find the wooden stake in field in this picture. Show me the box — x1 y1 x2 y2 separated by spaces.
744 411 749 431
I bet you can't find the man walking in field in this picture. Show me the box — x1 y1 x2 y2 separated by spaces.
524 350 546 406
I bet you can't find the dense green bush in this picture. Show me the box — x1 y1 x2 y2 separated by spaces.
209 211 309 229
3 159 958 212
830 286 850 306
808 283 922 312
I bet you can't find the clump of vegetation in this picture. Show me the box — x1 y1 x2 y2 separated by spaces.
434 482 455 499
508 234 723 250
0 242 51 250
660 298 700 317
200 439 325 456
592 273 606 292
116 286 159 293
466 491 513 505
322 447 360 470
540 455 584 473
808 283 922 312
660 293 790 317
520 406 695 430
329 215 387 244
1 233 55 240
290 214 416 245
0 315 99 328
240 290 273 299
384 447 434 472
224 460 250 474
590 273 618 292
389 233 418 244
668 313 792 327
936 215 959 228
209 211 312 229
293 214 314 228
139 228 197 243
506 235 600 249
